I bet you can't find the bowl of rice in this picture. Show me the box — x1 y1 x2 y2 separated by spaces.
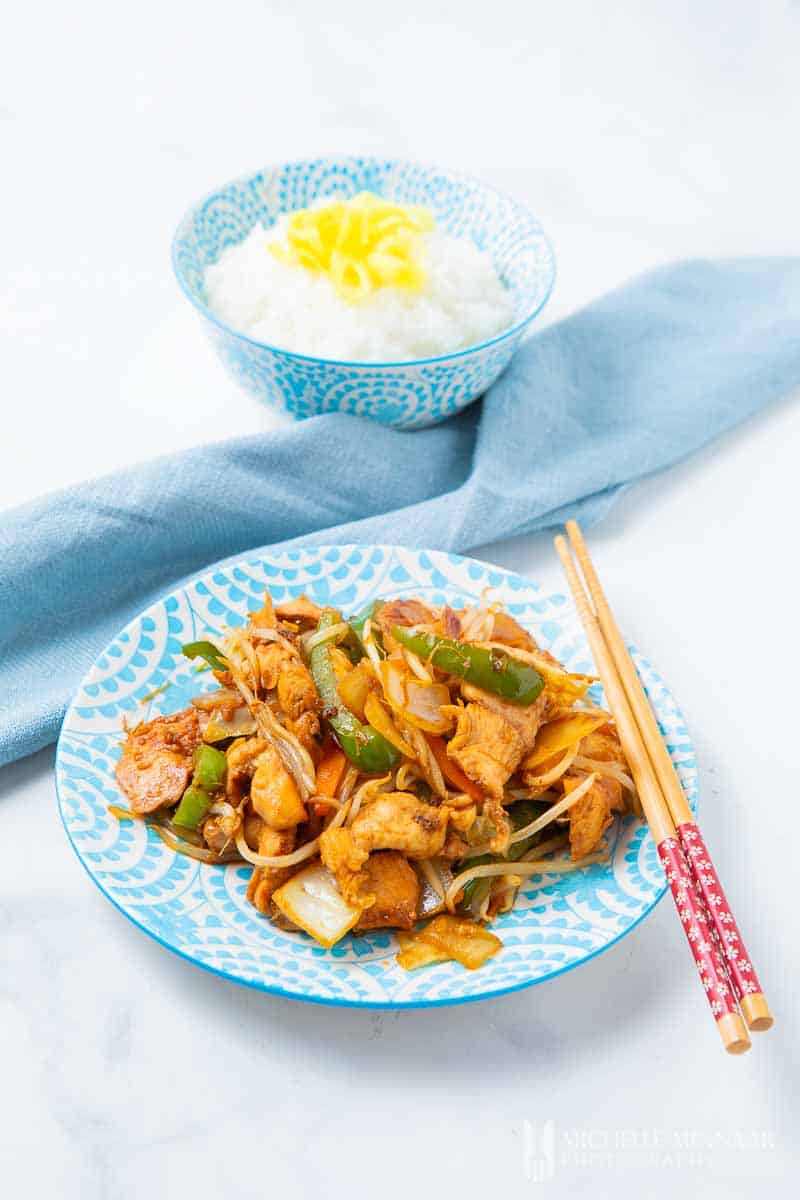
172 157 555 429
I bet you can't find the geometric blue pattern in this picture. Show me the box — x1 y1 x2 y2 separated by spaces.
55 545 697 1007
172 158 556 428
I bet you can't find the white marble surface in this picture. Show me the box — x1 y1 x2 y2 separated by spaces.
2 1 799 1195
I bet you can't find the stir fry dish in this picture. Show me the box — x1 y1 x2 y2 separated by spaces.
114 592 638 969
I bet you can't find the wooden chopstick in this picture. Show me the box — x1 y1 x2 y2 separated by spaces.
564 519 773 1034
553 533 751 1054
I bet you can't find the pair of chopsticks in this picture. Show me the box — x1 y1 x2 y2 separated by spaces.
555 520 772 1054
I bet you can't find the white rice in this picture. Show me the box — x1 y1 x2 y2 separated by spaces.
204 219 516 363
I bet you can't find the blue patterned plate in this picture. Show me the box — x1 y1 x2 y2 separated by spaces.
55 545 697 1008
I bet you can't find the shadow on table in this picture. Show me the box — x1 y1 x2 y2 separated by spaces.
111 896 680 1080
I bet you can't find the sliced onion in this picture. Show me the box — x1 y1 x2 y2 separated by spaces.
248 625 299 655
393 937 448 970
524 712 608 769
363 693 416 758
303 621 350 652
521 745 578 790
417 860 453 918
396 914 502 970
397 719 447 798
380 659 406 707
404 679 451 733
272 863 362 948
458 601 497 643
361 619 384 671
402 647 433 683
418 857 445 900
202 705 258 742
380 659 451 734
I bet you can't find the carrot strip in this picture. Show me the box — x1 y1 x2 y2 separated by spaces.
314 746 347 815
427 735 483 802
316 746 347 795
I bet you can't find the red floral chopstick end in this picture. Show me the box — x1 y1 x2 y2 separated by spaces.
657 837 739 1019
675 823 762 1003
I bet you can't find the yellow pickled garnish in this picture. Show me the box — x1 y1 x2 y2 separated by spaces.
268 192 435 302
396 915 502 971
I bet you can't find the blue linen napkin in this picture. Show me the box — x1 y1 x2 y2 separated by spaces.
2 257 799 767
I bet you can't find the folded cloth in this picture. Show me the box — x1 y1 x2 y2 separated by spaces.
2 257 799 766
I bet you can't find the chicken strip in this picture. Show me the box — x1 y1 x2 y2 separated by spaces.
445 691 549 853
460 684 549 757
350 792 448 859
246 822 297 914
277 656 318 722
287 710 322 760
565 773 621 859
253 642 286 691
376 598 437 652
438 606 461 638
250 742 307 829
319 827 371 908
226 736 270 805
578 726 626 766
445 703 522 801
355 853 420 932
376 598 436 637
274 595 324 625
116 707 202 814
489 611 539 651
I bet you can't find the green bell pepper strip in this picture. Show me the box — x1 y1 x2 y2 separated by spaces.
181 640 229 673
173 744 228 830
193 744 227 791
347 600 385 660
173 784 213 831
392 627 544 706
310 611 400 773
349 599 381 641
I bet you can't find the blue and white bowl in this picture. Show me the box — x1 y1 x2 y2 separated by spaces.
172 158 556 429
